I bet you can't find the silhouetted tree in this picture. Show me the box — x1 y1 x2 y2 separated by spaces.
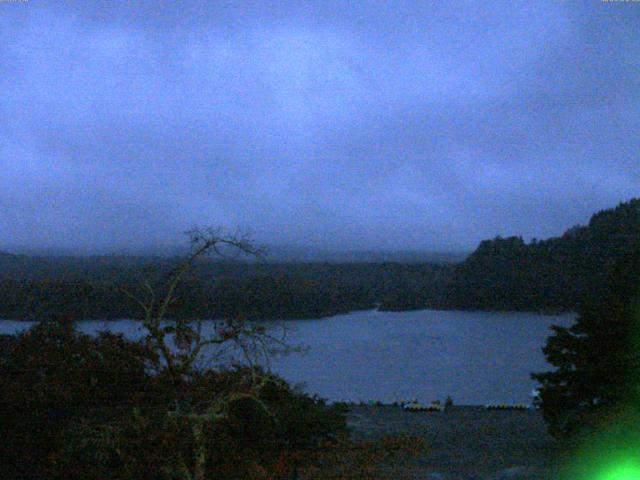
0 228 347 480
532 242 640 438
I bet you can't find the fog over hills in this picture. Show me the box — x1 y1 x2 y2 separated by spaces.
0 243 468 264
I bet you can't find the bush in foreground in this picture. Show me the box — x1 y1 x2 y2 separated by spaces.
0 322 346 479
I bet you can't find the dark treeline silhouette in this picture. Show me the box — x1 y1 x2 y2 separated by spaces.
382 198 640 312
527 239 640 480
532 241 640 440
0 254 450 320
1 198 638 320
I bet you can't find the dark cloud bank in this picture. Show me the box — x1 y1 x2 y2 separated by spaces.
1 0 638 254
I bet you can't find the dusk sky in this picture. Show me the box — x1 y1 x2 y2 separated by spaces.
1 0 638 253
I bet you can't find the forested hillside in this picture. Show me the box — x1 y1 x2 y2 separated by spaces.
1 199 638 320
382 198 640 312
0 254 450 321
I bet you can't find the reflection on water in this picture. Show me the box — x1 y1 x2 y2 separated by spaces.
0 309 574 405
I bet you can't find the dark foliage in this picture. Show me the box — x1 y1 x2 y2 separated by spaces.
0 322 346 479
383 198 640 312
0 321 156 479
532 243 640 438
0 256 449 320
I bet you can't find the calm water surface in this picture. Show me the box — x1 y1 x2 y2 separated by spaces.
0 309 574 405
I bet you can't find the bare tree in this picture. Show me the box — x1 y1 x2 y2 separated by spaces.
116 227 294 480
117 227 287 379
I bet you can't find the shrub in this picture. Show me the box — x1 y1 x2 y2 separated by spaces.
0 322 346 479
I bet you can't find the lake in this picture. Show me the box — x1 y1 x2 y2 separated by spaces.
0 309 575 405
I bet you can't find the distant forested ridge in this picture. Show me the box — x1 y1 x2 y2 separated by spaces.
1 199 638 320
382 198 640 312
0 254 449 321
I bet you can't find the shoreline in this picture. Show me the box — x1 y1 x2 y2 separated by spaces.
346 405 563 479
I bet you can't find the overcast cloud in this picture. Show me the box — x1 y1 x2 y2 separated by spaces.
1 0 638 253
